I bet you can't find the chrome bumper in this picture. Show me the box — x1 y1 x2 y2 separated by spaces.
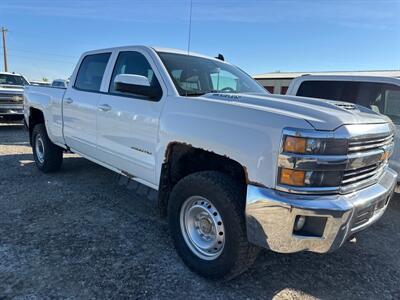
245 167 397 253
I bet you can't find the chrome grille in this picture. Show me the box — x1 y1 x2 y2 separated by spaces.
277 124 394 195
342 163 384 186
348 135 394 153
0 93 24 104
341 133 393 191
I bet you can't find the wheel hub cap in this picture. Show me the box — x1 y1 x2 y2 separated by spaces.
199 218 212 234
35 134 45 164
180 196 225 260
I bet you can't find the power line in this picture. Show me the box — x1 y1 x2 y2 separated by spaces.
6 47 78 59
0 52 76 65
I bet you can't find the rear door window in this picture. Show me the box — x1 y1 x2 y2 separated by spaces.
360 82 400 124
74 53 111 92
296 81 358 101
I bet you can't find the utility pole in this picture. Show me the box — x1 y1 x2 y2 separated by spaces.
1 27 8 72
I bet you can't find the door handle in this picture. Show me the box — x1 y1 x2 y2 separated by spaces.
98 104 112 112
64 97 73 104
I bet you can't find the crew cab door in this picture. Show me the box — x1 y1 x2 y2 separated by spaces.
63 52 111 156
96 49 165 185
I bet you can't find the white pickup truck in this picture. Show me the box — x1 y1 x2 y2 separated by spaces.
24 46 397 279
0 72 29 121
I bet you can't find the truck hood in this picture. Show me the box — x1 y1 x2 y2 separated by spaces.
197 93 389 131
0 85 24 94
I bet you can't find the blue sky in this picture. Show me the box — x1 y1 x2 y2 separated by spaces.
0 0 399 81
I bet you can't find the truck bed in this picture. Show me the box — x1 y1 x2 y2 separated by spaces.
24 85 67 146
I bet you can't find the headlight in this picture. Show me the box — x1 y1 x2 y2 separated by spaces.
282 135 348 155
278 128 349 191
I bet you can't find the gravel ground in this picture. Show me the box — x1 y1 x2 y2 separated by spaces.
0 122 399 300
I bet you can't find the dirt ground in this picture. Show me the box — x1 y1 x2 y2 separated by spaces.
0 122 399 299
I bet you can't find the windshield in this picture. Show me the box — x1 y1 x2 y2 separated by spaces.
0 74 29 86
157 52 268 96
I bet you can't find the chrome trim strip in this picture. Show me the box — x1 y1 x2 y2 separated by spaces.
349 135 393 146
348 136 394 152
284 123 395 140
278 148 387 171
343 164 379 178
276 184 340 195
283 127 336 139
342 165 384 184
340 166 388 194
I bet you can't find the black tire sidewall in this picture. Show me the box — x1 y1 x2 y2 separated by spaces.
32 124 47 170
168 172 246 279
32 124 62 172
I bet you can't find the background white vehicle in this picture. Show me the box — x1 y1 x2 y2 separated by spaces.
30 80 51 87
0 72 29 121
287 75 400 188
24 46 397 279
51 79 69 88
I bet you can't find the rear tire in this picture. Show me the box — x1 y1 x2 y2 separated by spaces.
32 124 63 172
168 171 260 280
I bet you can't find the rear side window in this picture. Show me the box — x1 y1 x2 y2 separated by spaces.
74 53 111 92
296 81 358 101
297 80 400 124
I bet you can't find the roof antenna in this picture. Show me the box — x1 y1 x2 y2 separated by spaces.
187 0 193 55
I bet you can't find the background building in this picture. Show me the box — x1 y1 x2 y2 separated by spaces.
253 70 400 94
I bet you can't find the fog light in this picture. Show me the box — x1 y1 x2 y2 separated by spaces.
294 215 306 231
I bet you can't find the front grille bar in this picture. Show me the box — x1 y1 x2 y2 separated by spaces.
348 135 393 152
342 164 385 185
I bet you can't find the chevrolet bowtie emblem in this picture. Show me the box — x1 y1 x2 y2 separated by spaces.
381 150 390 162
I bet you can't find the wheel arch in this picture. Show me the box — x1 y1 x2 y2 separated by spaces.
28 107 45 146
158 142 249 217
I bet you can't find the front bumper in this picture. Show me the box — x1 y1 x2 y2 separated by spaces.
246 167 397 253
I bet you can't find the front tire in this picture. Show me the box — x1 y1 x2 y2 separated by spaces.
168 171 260 280
32 124 63 172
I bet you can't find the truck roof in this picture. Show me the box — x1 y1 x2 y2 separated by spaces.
253 70 400 80
81 45 226 63
289 74 400 86
0 71 23 76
